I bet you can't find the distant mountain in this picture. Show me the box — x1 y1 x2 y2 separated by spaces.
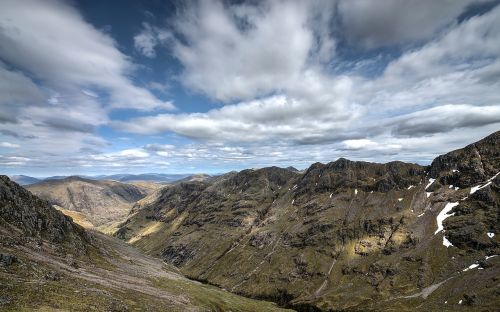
175 173 212 183
27 176 148 228
100 173 194 183
41 173 195 184
8 175 41 185
116 131 500 311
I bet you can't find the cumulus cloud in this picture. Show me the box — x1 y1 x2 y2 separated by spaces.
120 4 500 146
0 0 174 112
148 0 337 102
0 0 177 172
114 74 358 144
3 0 500 174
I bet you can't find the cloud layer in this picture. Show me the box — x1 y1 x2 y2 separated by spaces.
124 1 500 149
1 0 499 175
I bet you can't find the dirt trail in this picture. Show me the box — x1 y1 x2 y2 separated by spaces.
387 276 454 301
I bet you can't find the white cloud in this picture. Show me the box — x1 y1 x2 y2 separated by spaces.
117 149 149 158
160 0 336 102
117 4 500 170
81 89 98 98
0 142 20 148
0 0 176 172
114 73 358 143
134 22 173 58
342 139 377 150
134 23 159 58
2 0 500 174
0 0 174 111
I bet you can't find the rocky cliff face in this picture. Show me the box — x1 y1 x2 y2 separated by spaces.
27 176 148 228
117 131 500 311
0 175 90 249
429 130 499 188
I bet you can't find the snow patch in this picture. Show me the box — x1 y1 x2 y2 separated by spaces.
462 263 479 272
426 192 432 198
470 185 481 194
291 199 295 205
488 171 500 181
407 185 415 190
398 198 403 202
459 300 463 304
470 181 492 194
452 169 459 173
485 255 497 260
417 212 425 217
454 186 459 191
487 232 495 238
425 178 435 190
442 236 454 248
354 188 358 195
468 171 498 195
329 193 333 198
434 202 458 234
448 185 453 189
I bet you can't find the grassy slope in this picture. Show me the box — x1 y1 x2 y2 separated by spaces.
0 231 291 312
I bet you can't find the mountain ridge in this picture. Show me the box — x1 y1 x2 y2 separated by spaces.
115 130 500 311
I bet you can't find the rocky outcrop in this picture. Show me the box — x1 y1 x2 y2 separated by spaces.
429 131 499 187
0 175 91 253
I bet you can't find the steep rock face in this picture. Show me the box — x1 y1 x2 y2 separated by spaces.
27 176 147 227
445 176 499 251
117 131 500 311
429 131 499 187
0 175 90 250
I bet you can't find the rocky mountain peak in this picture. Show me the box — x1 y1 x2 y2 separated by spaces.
429 130 500 187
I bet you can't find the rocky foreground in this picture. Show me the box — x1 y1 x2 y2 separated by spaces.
0 175 290 311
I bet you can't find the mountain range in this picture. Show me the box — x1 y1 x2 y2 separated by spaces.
115 131 499 311
9 173 211 186
1 130 499 311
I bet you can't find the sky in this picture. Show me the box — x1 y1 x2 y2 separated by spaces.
1 0 500 177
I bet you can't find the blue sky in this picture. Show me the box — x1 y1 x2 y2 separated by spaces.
1 0 500 177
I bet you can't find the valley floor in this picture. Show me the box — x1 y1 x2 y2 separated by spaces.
0 231 291 312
